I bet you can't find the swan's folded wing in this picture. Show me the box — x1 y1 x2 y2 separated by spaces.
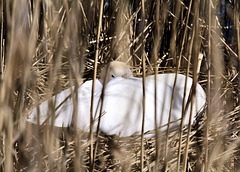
27 80 103 129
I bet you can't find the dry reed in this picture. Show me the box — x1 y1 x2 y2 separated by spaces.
0 0 239 171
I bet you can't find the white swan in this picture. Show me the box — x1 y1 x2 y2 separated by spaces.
27 61 206 137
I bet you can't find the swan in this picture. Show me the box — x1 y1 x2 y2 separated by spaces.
27 61 206 137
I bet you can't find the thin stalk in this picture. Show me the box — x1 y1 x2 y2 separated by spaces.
0 0 3 79
205 0 211 171
164 1 183 169
169 0 181 65
140 0 146 171
89 0 104 171
183 1 200 169
93 64 110 170
177 26 194 172
234 1 240 170
182 87 195 170
176 0 193 171
153 0 160 170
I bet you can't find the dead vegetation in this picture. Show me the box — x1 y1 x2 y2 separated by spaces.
0 0 240 171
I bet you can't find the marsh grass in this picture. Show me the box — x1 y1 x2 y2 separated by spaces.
0 0 240 171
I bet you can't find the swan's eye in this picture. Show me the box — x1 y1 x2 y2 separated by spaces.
111 74 115 78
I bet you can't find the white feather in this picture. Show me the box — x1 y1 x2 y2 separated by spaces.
27 73 206 137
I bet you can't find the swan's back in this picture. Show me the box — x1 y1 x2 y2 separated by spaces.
97 76 205 136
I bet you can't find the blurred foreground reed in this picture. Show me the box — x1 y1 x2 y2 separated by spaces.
0 0 240 171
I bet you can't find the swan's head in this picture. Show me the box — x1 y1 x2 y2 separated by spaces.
100 61 133 83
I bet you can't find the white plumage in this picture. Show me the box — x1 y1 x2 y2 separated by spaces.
27 61 206 137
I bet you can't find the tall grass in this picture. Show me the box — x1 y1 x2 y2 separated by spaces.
0 0 239 171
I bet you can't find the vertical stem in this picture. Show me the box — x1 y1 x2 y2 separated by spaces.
152 1 168 170
140 0 146 171
176 0 193 171
164 2 184 169
0 0 5 83
169 0 181 65
205 0 211 171
0 0 3 78
236 0 240 67
153 1 160 170
183 0 200 169
234 1 240 170
89 0 104 170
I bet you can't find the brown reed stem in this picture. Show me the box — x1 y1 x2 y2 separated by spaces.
140 0 146 171
176 0 193 171
89 0 104 170
205 0 212 171
164 1 184 170
153 1 160 170
183 1 200 169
